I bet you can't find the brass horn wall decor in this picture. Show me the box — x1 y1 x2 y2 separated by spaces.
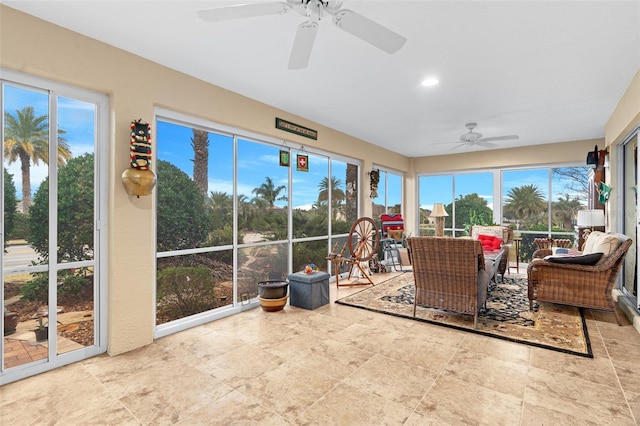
121 119 157 197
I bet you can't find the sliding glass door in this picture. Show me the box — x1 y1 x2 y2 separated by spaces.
1 71 107 384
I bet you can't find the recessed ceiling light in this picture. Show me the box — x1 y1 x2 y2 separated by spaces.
421 78 439 87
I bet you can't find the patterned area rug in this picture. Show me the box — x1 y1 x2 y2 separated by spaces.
336 273 592 357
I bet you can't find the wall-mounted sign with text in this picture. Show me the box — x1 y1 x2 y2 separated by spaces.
275 118 317 140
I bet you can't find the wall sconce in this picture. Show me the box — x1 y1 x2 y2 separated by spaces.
122 119 157 197
369 169 380 198
430 203 449 237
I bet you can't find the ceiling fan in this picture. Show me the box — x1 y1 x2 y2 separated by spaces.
196 0 407 69
441 122 520 149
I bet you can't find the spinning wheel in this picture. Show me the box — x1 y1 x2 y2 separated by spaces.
348 217 380 262
326 217 380 287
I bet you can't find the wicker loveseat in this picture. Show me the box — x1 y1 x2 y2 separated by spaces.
527 232 632 325
407 237 489 328
469 225 513 281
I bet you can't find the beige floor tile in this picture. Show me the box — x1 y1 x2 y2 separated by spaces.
342 353 436 409
0 363 127 424
294 382 414 425
235 360 339 422
525 366 634 425
199 343 286 389
376 329 461 373
457 332 531 365
441 348 529 399
520 401 623 426
176 389 289 425
414 375 523 426
268 336 375 381
529 346 620 389
4 266 640 425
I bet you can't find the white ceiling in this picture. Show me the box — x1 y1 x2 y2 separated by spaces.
5 1 639 157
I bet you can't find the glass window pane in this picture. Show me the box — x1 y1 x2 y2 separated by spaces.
387 173 402 215
502 169 549 232
238 139 288 244
452 172 493 236
156 251 233 325
207 132 234 246
56 267 95 354
156 121 210 251
419 175 453 236
292 153 328 238
57 97 95 263
237 243 287 300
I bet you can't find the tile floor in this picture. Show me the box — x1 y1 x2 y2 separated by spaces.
1 271 640 425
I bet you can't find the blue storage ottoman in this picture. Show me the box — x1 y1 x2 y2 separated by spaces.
288 271 330 310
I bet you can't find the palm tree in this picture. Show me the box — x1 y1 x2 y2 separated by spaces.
4 106 71 210
317 176 345 206
317 176 345 221
208 191 233 229
191 129 209 196
503 184 546 228
252 176 286 208
552 193 583 230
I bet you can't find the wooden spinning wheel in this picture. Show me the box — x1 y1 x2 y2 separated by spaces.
326 217 380 287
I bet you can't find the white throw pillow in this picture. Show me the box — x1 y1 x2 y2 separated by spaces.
582 231 621 264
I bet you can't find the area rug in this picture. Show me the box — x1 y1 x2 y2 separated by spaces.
336 273 592 358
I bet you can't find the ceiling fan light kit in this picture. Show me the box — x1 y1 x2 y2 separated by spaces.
198 0 407 69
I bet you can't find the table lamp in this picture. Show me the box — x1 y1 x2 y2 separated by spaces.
430 203 449 237
577 209 605 246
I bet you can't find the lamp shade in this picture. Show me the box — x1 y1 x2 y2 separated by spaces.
577 209 605 227
430 203 449 218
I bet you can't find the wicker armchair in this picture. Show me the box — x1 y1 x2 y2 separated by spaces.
469 225 513 281
407 237 489 328
527 233 632 325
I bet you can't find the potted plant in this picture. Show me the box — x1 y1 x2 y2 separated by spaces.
31 306 62 342
33 315 48 342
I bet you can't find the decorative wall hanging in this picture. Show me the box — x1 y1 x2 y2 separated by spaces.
279 150 290 167
296 153 308 172
121 119 157 197
597 182 611 204
369 169 379 198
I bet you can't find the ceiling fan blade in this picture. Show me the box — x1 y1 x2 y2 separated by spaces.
197 2 290 22
333 10 406 54
476 141 498 148
288 21 319 70
480 135 519 143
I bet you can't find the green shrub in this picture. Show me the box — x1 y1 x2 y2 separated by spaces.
157 266 217 319
20 268 91 303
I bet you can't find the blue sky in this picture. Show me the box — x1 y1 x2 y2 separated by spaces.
3 85 95 198
4 84 582 212
419 168 586 211
156 120 348 210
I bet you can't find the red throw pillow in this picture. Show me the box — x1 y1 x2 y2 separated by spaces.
478 234 501 250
